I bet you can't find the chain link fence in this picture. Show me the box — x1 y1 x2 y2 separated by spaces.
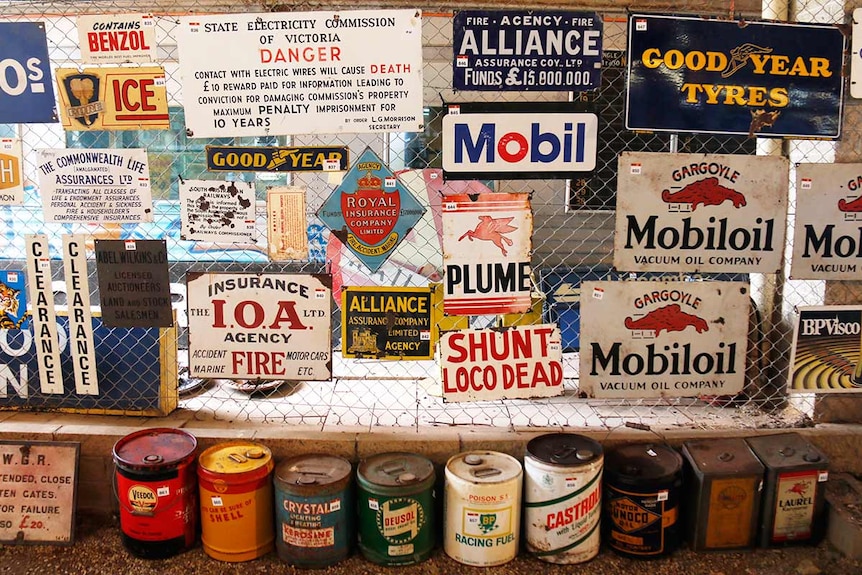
0 0 858 430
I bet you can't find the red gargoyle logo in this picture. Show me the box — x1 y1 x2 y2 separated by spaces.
624 303 709 336
458 215 518 256
838 195 862 212
662 177 747 211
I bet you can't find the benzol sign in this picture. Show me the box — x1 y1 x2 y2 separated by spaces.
442 103 598 179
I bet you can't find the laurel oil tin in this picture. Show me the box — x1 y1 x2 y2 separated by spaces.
603 443 683 558
197 441 274 562
112 428 198 559
356 452 436 565
682 438 764 551
746 433 829 547
274 454 354 568
444 450 523 567
524 433 603 564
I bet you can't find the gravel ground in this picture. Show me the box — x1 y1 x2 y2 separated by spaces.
1 514 860 575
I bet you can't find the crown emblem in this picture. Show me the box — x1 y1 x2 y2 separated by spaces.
357 170 382 190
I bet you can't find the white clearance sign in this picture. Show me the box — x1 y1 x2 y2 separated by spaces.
440 324 563 402
77 13 156 64
176 10 423 137
186 272 332 381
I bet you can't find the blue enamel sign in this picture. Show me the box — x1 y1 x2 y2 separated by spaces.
317 148 426 273
453 10 603 91
0 22 57 124
626 14 845 138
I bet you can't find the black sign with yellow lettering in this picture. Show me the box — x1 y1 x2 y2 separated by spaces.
206 145 349 172
341 286 435 360
626 14 845 138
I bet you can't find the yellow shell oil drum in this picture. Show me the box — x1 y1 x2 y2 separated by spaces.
356 452 436 566
746 432 829 547
274 454 354 568
524 433 603 564
112 428 198 559
197 440 274 562
444 450 522 567
603 443 683 558
682 437 765 551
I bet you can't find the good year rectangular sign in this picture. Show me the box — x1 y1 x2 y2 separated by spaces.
626 14 845 138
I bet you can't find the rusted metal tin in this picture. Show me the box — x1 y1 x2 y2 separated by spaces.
603 443 683 558
197 441 274 562
444 450 523 567
682 438 765 551
524 433 603 564
112 428 198 559
746 433 829 547
356 452 436 565
274 454 354 568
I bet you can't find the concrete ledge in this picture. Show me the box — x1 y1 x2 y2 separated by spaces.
2 411 861 516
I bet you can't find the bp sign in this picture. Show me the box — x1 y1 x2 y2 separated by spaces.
317 148 425 273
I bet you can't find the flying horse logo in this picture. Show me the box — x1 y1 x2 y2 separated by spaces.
458 216 518 255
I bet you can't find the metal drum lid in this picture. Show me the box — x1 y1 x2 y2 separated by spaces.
746 432 827 469
683 438 764 475
276 454 352 486
604 444 682 485
447 451 522 484
526 433 603 467
198 441 272 474
113 428 198 471
358 452 434 487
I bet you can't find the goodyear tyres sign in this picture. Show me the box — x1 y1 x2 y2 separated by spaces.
206 146 348 172
626 14 845 138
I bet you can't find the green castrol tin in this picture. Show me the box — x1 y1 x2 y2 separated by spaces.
356 452 436 565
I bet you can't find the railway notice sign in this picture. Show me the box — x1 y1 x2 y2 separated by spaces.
176 9 423 137
442 193 532 315
440 324 563 402
453 9 602 91
789 306 862 393
579 280 750 399
186 272 332 381
0 441 79 545
614 152 788 274
179 179 257 243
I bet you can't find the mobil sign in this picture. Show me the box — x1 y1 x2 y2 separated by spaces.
442 104 598 179
440 324 563 402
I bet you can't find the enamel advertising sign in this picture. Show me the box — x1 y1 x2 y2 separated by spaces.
791 164 862 280
186 272 332 381
440 324 563 402
55 67 169 130
442 103 598 179
206 146 348 172
77 13 157 64
176 9 423 138
179 179 257 243
442 193 532 315
789 306 862 393
317 148 425 273
0 138 25 205
342 286 435 359
0 22 57 124
452 10 602 91
36 148 152 224
614 152 789 274
579 280 750 399
626 14 845 138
